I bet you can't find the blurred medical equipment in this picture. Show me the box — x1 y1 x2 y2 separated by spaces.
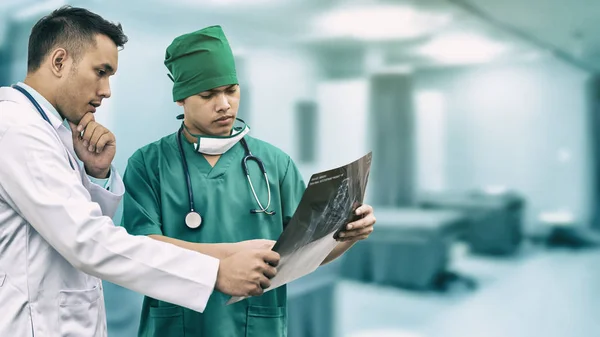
537 210 600 248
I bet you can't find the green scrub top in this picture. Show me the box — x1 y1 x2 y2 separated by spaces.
121 131 306 337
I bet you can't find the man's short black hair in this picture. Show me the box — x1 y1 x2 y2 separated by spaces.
27 5 128 72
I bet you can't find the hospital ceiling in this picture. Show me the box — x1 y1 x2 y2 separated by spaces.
130 0 600 72
3 0 600 72
462 0 600 70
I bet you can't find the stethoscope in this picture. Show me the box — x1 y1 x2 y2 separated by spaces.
11 84 76 170
176 124 275 229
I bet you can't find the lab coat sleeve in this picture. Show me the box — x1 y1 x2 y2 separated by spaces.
0 122 219 313
279 156 307 228
120 153 164 236
82 166 124 218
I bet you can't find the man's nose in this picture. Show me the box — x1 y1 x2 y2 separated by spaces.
216 93 231 112
99 81 111 99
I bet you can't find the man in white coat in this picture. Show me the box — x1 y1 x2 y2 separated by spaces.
0 6 280 337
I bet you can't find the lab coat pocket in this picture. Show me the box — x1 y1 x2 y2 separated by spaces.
149 305 185 337
246 305 286 337
58 286 101 337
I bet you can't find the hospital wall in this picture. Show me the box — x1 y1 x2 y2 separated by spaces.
291 56 594 231
288 60 592 231
413 59 593 230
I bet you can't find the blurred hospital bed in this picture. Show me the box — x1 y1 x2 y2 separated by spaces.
417 190 525 255
339 208 473 290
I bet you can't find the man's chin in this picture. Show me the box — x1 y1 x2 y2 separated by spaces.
215 128 234 137
67 114 85 126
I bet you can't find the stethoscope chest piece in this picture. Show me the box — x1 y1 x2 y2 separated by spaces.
185 211 202 229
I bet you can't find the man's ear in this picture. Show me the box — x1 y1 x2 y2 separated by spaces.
176 99 185 107
50 48 69 77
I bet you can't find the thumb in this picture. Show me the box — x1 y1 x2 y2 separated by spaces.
263 240 276 249
68 121 80 138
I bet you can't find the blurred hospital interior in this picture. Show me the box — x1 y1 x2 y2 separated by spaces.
2 0 600 336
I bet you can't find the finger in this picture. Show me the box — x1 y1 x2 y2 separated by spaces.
81 121 99 147
259 276 271 290
89 124 107 144
340 226 374 238
340 234 370 242
89 128 109 152
262 265 277 279
261 240 276 250
77 113 96 134
94 132 115 153
249 284 264 297
355 204 373 217
346 214 376 231
261 250 280 267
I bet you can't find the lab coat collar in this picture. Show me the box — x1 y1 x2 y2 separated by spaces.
14 82 65 131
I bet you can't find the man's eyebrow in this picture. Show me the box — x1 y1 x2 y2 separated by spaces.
100 63 115 74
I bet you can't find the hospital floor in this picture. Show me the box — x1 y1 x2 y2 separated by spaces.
335 243 600 337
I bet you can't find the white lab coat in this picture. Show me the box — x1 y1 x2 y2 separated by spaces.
0 86 220 337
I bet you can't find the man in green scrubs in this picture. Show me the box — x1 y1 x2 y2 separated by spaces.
121 25 376 337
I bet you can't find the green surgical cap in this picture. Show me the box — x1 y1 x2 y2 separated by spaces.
165 25 238 102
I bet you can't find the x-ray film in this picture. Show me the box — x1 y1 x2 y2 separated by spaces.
227 152 372 305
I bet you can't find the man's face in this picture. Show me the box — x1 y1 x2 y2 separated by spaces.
56 34 118 124
179 84 241 137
